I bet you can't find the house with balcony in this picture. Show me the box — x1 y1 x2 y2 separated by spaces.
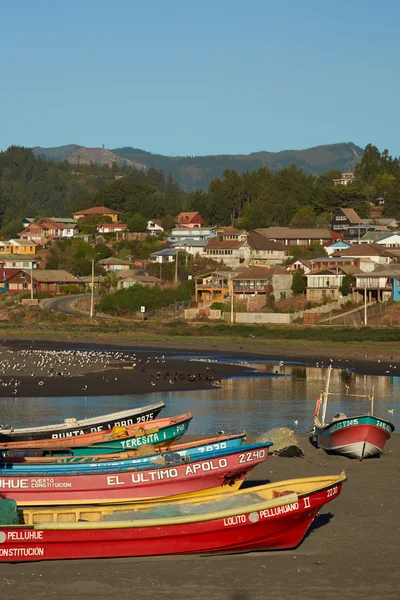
168 227 216 245
333 172 355 186
19 218 78 244
72 206 122 223
195 271 237 304
232 267 293 309
204 240 251 268
306 269 346 302
354 266 400 302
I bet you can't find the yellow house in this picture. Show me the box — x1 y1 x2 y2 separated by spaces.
195 271 235 304
0 240 37 255
72 206 122 223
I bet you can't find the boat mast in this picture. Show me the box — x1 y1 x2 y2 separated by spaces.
369 385 375 416
321 365 332 426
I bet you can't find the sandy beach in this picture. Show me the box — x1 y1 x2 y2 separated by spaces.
0 434 398 600
0 338 399 599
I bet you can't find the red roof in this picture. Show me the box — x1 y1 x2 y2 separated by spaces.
97 223 127 229
175 212 207 225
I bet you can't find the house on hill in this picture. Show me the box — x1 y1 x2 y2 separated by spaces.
98 257 132 272
175 212 207 228
6 269 78 295
330 208 360 232
147 220 164 236
72 206 122 223
96 223 127 234
232 267 293 309
253 227 332 247
333 172 355 186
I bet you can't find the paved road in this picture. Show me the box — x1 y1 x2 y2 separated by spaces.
43 293 96 316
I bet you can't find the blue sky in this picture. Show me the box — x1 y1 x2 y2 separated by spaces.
1 0 399 156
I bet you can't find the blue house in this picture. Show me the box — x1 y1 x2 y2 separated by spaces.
393 277 400 302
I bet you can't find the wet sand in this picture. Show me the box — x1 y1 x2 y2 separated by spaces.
0 338 399 399
0 434 399 600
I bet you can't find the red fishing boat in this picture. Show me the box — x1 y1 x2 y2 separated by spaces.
314 366 394 459
0 444 270 505
0 473 346 561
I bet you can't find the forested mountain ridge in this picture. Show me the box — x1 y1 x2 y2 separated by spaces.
33 142 364 191
2 143 398 239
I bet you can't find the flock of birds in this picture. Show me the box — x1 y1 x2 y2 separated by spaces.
0 348 220 396
0 348 133 395
0 347 396 419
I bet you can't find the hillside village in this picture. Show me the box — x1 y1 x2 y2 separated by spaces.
1 183 400 323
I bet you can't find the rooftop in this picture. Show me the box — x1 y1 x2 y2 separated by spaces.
98 257 131 265
73 206 122 216
254 227 332 240
20 269 78 283
233 266 288 280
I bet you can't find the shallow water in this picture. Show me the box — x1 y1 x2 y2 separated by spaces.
1 356 398 434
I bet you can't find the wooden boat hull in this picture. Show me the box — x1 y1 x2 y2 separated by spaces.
0 433 247 474
0 474 346 561
0 401 165 443
0 444 270 505
0 414 192 457
316 415 394 459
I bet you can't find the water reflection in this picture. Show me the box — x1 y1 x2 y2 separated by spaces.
0 365 398 434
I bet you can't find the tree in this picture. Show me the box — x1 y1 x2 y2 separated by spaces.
339 274 355 296
291 271 307 295
161 214 176 231
94 243 112 260
127 213 147 232
290 206 317 228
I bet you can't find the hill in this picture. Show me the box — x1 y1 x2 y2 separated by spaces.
33 142 364 191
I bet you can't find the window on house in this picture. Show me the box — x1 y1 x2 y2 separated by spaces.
336 216 347 221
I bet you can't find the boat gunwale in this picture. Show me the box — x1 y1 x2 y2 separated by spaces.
17 473 347 527
0 401 166 435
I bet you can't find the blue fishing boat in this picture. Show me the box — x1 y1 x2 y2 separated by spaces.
0 440 269 477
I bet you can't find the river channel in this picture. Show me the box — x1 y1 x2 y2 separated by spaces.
1 353 399 434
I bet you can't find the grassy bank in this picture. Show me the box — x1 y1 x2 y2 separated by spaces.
1 319 400 353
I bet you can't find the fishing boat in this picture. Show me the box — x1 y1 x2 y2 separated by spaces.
0 443 271 506
0 473 346 561
0 414 192 457
0 401 165 443
0 432 246 471
314 366 394 459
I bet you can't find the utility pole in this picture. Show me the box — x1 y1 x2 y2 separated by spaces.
30 261 34 301
90 257 96 318
364 279 367 326
174 249 179 285
230 275 234 324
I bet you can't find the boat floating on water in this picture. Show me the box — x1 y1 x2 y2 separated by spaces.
313 366 394 459
0 473 346 561
0 401 165 443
